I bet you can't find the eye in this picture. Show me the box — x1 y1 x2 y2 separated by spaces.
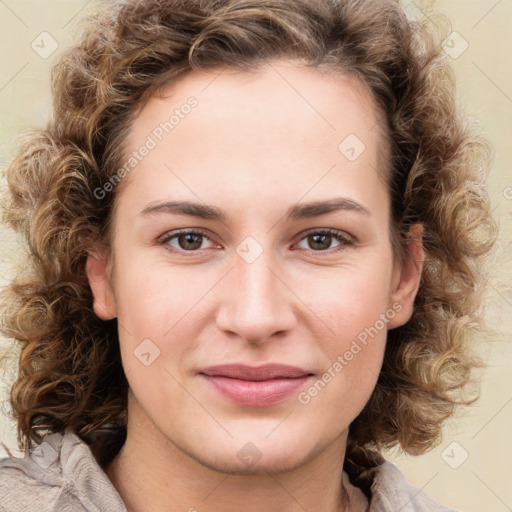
158 228 355 255
295 228 354 253
158 229 216 253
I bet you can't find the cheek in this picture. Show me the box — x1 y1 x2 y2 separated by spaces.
110 264 198 384
296 258 394 342
298 287 390 421
294 258 393 393
113 256 202 334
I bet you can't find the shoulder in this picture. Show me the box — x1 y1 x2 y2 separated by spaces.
365 460 462 512
0 430 126 512
344 447 462 512
0 433 69 511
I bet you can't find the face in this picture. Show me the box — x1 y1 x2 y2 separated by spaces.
87 59 423 474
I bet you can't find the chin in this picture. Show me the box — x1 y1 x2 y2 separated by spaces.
179 430 319 476
200 447 312 476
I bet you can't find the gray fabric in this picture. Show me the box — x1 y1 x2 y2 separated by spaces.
0 429 460 511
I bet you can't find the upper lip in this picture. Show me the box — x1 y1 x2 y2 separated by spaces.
198 364 313 381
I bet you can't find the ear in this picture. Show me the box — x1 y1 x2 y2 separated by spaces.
86 248 117 320
387 223 424 329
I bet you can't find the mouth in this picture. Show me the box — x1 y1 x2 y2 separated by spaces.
197 363 315 406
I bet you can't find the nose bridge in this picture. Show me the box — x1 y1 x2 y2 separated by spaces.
216 239 296 342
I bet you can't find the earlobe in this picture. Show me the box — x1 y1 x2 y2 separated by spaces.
387 224 424 329
86 249 117 320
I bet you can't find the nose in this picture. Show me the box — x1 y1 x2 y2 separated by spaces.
215 246 297 345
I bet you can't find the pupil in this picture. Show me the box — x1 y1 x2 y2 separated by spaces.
311 234 330 250
180 233 202 250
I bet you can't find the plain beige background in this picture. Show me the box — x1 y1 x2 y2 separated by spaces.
0 1 511 511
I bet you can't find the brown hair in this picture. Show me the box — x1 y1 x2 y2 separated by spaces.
0 0 498 467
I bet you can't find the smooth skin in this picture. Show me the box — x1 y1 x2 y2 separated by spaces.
86 59 424 512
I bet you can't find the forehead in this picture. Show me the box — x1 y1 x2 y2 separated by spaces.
130 59 387 153
116 59 390 217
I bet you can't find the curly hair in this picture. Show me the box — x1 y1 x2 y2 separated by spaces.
0 0 499 467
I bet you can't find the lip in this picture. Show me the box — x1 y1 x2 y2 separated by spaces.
198 364 314 406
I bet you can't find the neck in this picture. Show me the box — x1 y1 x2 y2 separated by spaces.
104 393 355 512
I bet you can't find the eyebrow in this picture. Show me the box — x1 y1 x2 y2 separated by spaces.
140 197 371 222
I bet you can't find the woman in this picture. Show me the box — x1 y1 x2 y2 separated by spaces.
0 0 498 510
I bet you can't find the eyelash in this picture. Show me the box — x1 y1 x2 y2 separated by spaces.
157 228 355 256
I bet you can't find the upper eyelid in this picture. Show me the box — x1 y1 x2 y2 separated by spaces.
158 227 213 243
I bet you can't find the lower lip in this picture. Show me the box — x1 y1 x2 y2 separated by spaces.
200 374 313 406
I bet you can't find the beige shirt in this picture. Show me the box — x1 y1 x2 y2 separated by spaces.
0 429 460 511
